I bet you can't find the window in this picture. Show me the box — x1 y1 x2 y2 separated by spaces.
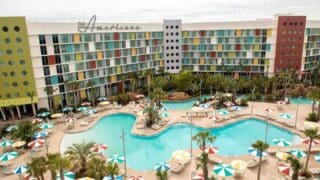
21 71 27 76
54 45 60 54
14 26 20 32
176 46 179 49
42 56 48 65
23 81 29 86
12 82 18 87
15 37 22 43
40 46 47 55
6 49 12 55
43 67 50 76
4 82 9 87
283 22 287 26
39 35 46 44
17 49 23 54
52 34 59 43
8 60 14 65
2 72 7 77
176 66 179 69
5 38 10 44
13 93 19 98
176 25 179 29
2 26 8 32
176 60 179 63
10 71 15 76
6 94 11 98
170 25 173 29
170 32 174 36
176 32 179 36
176 39 179 42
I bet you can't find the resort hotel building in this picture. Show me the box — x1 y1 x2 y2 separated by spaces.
0 14 320 118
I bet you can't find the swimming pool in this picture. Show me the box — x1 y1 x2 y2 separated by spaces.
60 113 300 171
162 95 211 110
289 98 314 104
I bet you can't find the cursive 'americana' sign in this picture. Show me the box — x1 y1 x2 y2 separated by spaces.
78 15 141 33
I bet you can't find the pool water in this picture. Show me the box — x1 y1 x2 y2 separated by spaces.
60 113 300 171
289 98 314 104
162 95 211 110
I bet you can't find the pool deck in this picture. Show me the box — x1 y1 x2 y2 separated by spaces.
1 101 320 180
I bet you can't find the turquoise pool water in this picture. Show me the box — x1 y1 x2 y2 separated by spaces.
289 98 314 104
162 95 211 110
60 113 300 171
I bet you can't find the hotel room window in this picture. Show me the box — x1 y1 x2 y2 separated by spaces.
52 34 59 44
39 35 46 44
40 46 47 55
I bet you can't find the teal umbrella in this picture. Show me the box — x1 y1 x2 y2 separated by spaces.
248 147 267 157
108 155 124 164
280 113 293 119
6 125 18 132
213 163 234 177
233 106 242 111
77 106 88 112
0 151 18 162
160 112 169 118
14 164 28 174
57 171 75 180
273 138 292 147
39 123 54 129
290 149 306 159
37 112 50 118
154 162 171 172
217 109 230 115
63 106 74 112
0 139 14 148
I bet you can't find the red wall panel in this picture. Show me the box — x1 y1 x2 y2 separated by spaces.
48 55 56 65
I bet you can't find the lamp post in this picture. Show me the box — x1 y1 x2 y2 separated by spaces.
251 87 256 115
120 129 127 178
294 96 301 128
264 111 270 144
190 115 193 157
199 80 202 103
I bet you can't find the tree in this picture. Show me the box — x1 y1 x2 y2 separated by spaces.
86 157 108 180
144 106 160 127
44 86 56 113
64 141 95 176
307 88 320 114
156 170 168 180
27 156 47 180
27 91 37 116
251 140 269 180
303 128 320 173
172 71 194 92
192 131 216 180
187 82 199 96
150 87 166 107
130 77 138 96
86 80 96 107
68 81 80 109
287 155 303 180
13 120 40 145
47 153 71 180
106 162 120 180
144 69 154 96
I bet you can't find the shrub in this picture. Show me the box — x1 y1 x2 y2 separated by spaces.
116 93 131 106
306 113 319 122
264 94 274 102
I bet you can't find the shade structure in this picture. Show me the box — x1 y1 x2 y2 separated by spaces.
315 153 320 162
248 147 267 157
290 149 306 159
81 102 91 106
14 164 28 174
0 151 18 162
28 139 45 148
276 152 290 161
90 144 108 153
0 139 14 148
39 123 54 129
32 118 43 124
37 112 50 118
232 106 242 111
230 160 248 170
57 171 75 180
263 107 274 113
33 131 48 139
103 175 123 180
154 161 170 172
223 101 234 107
272 138 292 147
128 175 144 180
280 113 293 119
77 106 88 112
108 155 124 164
50 113 64 119
6 125 18 132
199 104 209 108
171 150 190 163
12 141 26 148
159 112 170 118
63 106 74 112
278 162 293 176
97 97 107 101
204 146 218 154
301 138 320 146
192 173 204 180
213 163 234 177
217 109 230 115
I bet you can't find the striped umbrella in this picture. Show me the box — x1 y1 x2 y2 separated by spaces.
290 149 306 159
77 106 88 112
232 106 243 111
84 108 97 115
32 118 43 124
154 161 170 172
276 152 290 161
171 150 190 163
301 138 320 146
28 139 45 148
278 162 293 176
277 101 286 105
213 163 233 177
223 102 234 107
192 173 204 180
90 144 108 153
199 104 209 108
108 155 124 164
33 131 48 139
0 151 18 162
304 121 320 129
57 171 75 180
63 106 74 112
217 109 230 115
280 113 293 119
103 175 123 180
39 123 54 129
160 112 170 118
6 125 18 132
0 139 14 148
81 102 91 106
14 164 28 174
315 153 320 162
204 146 218 154
272 138 292 147
210 116 220 121
230 160 248 170
97 97 107 101
128 175 144 180
37 112 50 118
248 147 267 157
160 106 169 111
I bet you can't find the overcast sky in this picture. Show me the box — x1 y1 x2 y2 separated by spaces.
1 0 320 23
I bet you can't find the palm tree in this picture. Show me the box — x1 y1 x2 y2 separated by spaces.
68 81 80 109
86 157 108 180
86 80 96 107
144 69 153 95
206 75 215 96
121 73 128 93
13 120 41 145
130 77 137 96
156 170 168 180
150 87 166 107
44 86 56 113
27 91 37 116
192 131 216 180
47 153 71 180
27 156 47 180
251 140 269 180
64 141 95 175
106 162 120 180
307 88 320 114
304 128 320 173
144 106 160 127
187 82 199 96
287 155 303 180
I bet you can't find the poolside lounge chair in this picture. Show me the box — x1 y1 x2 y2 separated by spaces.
247 157 266 168
2 166 13 175
309 168 320 175
208 156 224 164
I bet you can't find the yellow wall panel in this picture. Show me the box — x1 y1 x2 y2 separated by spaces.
236 30 242 37
229 52 235 57
254 44 260 51
155 53 159 60
80 90 86 99
97 51 103 60
130 32 136 39
253 58 259 65
111 75 116 83
73 34 80 43
267 29 272 37
183 31 189 38
77 72 84 80
160 60 164 66
76 53 82 61
200 58 205 65
193 38 199 45
210 65 216 71
265 59 270 65
131 48 137 55
146 32 150 39
217 44 223 51
117 66 122 73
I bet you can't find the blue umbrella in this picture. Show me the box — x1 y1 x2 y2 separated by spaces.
33 131 48 139
272 138 292 147
14 164 28 174
154 161 170 172
248 147 267 157
108 155 124 164
217 109 230 115
290 149 306 159
77 106 88 112
315 153 320 162
6 125 18 132
63 106 74 112
160 106 169 111
280 113 293 119
160 112 170 118
37 112 51 118
39 123 54 129
213 163 234 177
85 108 97 115
199 104 209 108
97 97 107 101
103 175 123 180
233 106 243 111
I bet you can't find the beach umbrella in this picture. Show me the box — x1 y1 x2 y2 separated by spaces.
108 155 124 164
28 139 45 148
210 116 220 121
315 153 320 162
160 106 169 111
14 164 28 174
160 112 170 118
12 141 26 148
51 113 64 119
63 106 74 112
199 104 209 108
0 151 18 162
192 173 204 180
276 152 290 161
103 175 123 180
90 144 108 153
97 97 107 101
223 101 234 107
33 131 48 139
304 121 320 129
213 163 233 177
290 149 306 159
6 125 18 132
301 138 320 146
57 171 75 180
263 107 274 113
128 175 144 180
204 146 218 154
232 106 242 111
39 123 54 129
32 118 43 124
77 106 88 112
278 162 293 176
37 112 50 118
0 139 14 148
85 108 97 115
280 113 293 119
154 161 170 172
272 138 292 147
171 150 190 163
81 102 91 106
230 160 248 170
248 147 267 157
217 109 230 115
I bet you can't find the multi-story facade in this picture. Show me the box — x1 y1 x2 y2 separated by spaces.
0 15 319 117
